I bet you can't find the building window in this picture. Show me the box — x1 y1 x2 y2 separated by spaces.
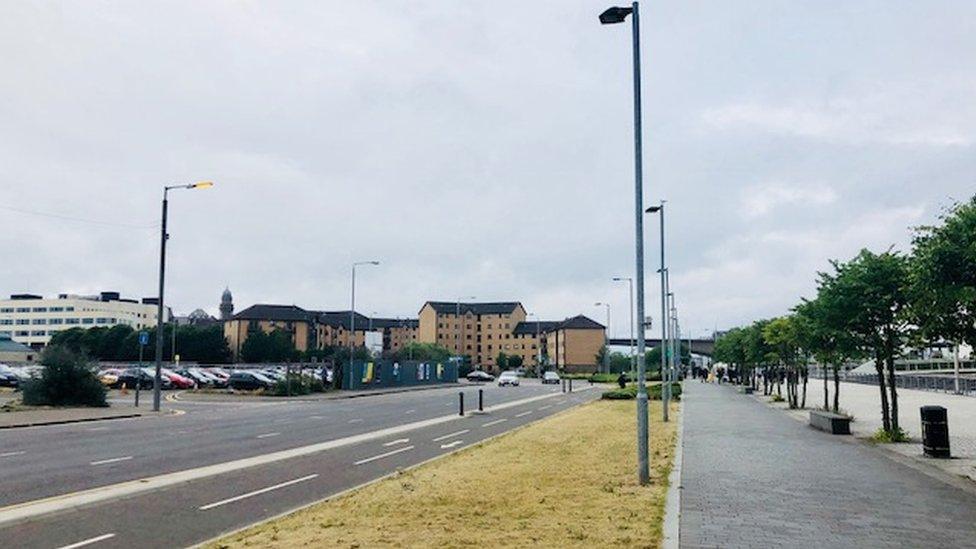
32 307 48 312
82 318 94 325
66 318 80 325
96 318 109 324
50 307 63 312
15 331 29 337
16 307 30 313
32 319 46 325
31 330 46 336
16 319 29 325
0 308 13 313
505 323 510 329
0 320 10 325
65 307 74 312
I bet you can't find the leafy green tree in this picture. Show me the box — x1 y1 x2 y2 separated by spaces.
240 329 299 363
608 352 631 374
910 197 976 360
829 249 911 436
495 352 509 371
393 342 452 362
763 315 806 408
508 354 524 369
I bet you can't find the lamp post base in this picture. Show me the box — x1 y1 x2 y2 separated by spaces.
637 391 649 485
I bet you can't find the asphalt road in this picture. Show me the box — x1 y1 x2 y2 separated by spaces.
0 380 598 548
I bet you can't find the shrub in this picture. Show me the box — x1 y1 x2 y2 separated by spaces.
870 427 909 443
270 374 326 396
601 382 681 401
589 372 663 384
21 346 107 407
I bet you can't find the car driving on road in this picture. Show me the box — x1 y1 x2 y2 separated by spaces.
542 371 560 384
466 370 495 383
498 371 520 387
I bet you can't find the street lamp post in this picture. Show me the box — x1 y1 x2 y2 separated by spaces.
528 312 543 375
153 181 213 412
600 0 649 485
613 276 635 376
646 202 668 420
350 261 380 367
595 302 611 374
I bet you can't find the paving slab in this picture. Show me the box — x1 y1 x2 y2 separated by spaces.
679 381 976 548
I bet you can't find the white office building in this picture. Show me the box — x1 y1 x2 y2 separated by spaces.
0 292 170 349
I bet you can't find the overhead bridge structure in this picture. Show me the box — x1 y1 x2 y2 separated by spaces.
607 337 715 356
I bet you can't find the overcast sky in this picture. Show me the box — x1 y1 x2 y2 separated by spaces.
1 1 974 338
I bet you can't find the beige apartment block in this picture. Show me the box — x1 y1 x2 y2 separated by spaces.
418 301 605 373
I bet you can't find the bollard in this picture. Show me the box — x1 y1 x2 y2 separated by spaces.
478 389 484 412
459 392 465 416
561 379 566 393
569 379 573 392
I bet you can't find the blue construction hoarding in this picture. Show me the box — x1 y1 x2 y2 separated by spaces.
342 359 458 390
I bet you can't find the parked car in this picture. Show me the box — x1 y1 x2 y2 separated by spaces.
98 368 125 387
114 368 155 390
161 369 196 389
542 371 561 385
228 371 275 391
0 365 21 388
498 371 520 387
466 370 495 383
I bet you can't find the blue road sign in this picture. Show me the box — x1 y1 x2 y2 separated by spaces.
139 331 149 346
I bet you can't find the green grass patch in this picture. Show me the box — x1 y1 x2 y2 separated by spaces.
870 427 909 443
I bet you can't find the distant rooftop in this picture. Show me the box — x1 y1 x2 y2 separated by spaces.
424 301 524 315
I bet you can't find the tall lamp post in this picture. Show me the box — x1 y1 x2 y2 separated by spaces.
612 276 635 375
153 181 213 412
646 202 668 421
594 302 612 374
528 312 543 375
600 1 649 485
350 261 380 366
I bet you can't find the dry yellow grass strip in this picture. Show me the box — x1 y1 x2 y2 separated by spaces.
209 400 677 549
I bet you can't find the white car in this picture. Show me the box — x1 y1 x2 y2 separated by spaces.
498 371 520 387
542 371 561 385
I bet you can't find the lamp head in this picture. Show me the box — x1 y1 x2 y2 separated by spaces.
645 205 662 213
189 181 214 189
599 6 633 24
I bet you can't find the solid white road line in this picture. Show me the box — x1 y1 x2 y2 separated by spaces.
382 438 410 447
0 451 26 458
404 409 416 415
538 405 552 411
256 432 280 439
354 445 414 466
515 411 532 418
309 415 324 420
89 456 133 466
348 418 364 423
440 440 464 449
0 387 592 527
432 429 469 442
481 419 508 428
87 427 109 432
198 474 319 511
56 533 116 549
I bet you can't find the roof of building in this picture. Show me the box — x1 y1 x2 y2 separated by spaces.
0 334 32 353
315 310 370 330
232 304 311 322
369 318 419 329
512 321 561 335
558 315 605 330
424 301 523 315
512 315 604 335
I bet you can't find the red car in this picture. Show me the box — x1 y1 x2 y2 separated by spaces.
161 369 196 389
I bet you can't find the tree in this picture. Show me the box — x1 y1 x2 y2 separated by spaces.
830 249 911 437
763 316 804 408
393 342 451 362
495 352 509 371
910 197 976 370
714 327 748 385
240 329 299 363
508 354 524 369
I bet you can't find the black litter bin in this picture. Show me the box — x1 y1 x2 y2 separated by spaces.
920 406 950 458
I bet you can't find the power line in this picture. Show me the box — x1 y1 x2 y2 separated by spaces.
0 204 158 229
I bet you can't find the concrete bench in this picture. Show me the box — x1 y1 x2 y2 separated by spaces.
809 410 851 435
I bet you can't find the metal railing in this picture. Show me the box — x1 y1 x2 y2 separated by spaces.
843 373 976 396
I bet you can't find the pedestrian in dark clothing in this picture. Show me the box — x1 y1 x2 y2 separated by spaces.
617 372 627 389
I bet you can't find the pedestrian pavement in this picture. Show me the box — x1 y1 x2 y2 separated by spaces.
0 405 157 429
679 381 976 549
777 380 976 483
